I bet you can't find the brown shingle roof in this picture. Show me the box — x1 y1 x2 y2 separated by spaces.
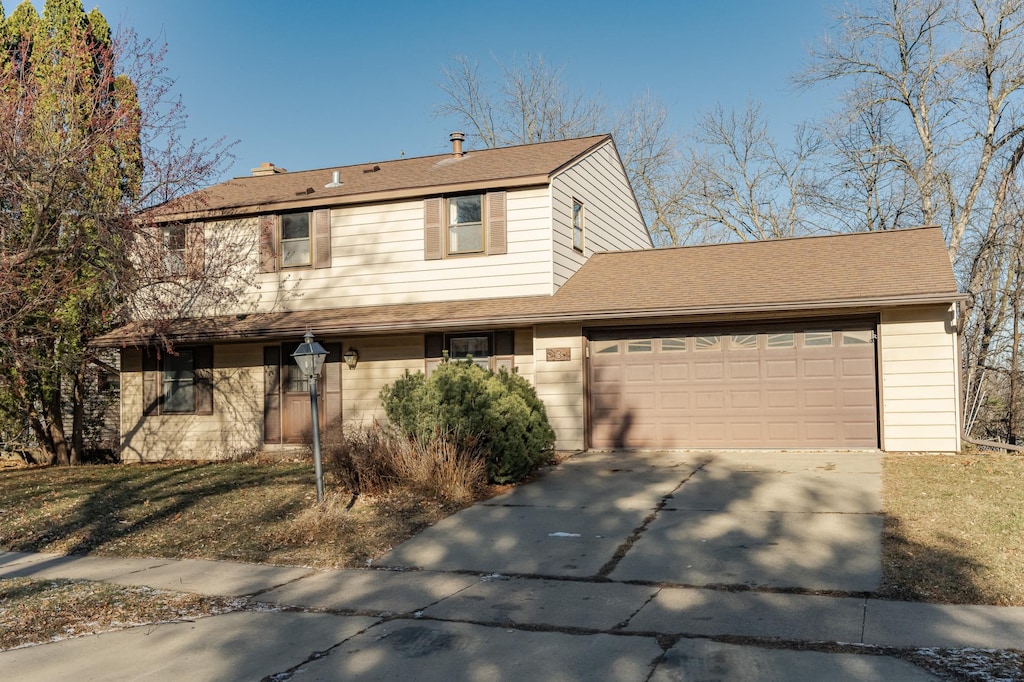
95 226 961 347
153 135 611 219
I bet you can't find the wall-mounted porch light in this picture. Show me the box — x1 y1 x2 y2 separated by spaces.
343 348 359 369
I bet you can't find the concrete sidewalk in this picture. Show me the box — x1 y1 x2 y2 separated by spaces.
3 550 1024 680
2 451 1022 680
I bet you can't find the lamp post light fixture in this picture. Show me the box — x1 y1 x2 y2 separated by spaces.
291 331 329 503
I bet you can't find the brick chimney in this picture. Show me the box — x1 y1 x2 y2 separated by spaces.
450 131 465 158
251 162 287 177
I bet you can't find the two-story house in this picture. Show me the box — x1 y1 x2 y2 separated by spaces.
96 133 965 460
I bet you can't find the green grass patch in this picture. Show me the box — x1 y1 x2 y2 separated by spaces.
882 453 1024 605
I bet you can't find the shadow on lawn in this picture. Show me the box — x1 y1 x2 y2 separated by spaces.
0 463 313 560
879 515 988 604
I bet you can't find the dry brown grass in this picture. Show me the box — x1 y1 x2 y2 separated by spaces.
0 578 236 649
0 461 478 569
881 453 1024 605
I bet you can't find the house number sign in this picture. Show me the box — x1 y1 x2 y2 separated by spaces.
546 347 571 362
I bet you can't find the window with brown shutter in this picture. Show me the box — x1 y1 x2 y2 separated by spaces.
259 215 277 273
424 192 508 260
141 346 214 416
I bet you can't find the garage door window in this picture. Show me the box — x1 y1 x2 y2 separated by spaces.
804 331 833 347
594 341 620 354
767 333 795 349
730 334 758 350
696 335 721 351
661 337 687 352
842 330 873 345
628 339 653 353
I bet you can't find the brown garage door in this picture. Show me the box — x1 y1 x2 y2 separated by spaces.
588 324 878 449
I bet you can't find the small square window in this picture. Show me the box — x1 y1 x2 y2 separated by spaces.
280 212 311 267
448 195 483 255
449 334 490 368
572 199 584 252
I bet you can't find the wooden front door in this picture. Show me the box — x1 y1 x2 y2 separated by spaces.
263 342 342 446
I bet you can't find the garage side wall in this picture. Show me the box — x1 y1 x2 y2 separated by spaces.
533 323 586 451
879 305 961 452
120 345 263 462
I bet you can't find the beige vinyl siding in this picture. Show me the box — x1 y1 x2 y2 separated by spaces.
247 188 554 314
341 335 424 427
533 323 586 450
119 345 264 461
879 305 961 452
550 141 649 289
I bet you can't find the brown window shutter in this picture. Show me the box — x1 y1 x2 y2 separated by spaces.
425 333 444 358
314 209 331 269
186 222 205 278
486 190 507 255
263 345 282 444
424 198 443 260
495 330 514 356
194 345 214 415
142 351 160 416
323 343 342 428
259 215 277 272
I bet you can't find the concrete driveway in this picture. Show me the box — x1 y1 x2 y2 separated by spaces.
378 450 883 593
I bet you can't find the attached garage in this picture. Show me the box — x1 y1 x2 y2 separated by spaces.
588 321 879 449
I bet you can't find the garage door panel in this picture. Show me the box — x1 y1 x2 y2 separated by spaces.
766 360 797 378
804 389 837 408
694 361 724 380
730 390 761 409
729 360 760 379
803 359 836 378
589 322 878 449
694 391 725 409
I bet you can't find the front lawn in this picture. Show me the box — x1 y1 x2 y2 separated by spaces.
0 461 466 568
881 453 1024 606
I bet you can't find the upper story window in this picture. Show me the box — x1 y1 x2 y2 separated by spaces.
280 212 311 267
424 191 506 260
162 224 187 274
448 195 483 255
572 199 585 252
159 223 203 277
259 209 331 273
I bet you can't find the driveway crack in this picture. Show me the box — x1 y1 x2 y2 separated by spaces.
594 459 711 579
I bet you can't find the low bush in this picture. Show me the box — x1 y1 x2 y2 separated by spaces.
380 361 555 483
319 421 485 503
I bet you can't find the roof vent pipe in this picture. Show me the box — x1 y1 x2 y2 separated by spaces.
325 170 342 188
450 131 465 158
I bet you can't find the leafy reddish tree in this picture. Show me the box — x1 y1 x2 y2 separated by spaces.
0 0 237 464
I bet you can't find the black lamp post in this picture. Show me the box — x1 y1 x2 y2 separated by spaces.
291 331 329 503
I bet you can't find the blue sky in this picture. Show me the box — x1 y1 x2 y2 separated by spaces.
54 0 840 181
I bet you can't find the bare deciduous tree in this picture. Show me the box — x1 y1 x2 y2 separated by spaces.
437 54 688 245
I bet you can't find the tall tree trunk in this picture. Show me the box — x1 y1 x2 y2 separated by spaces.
71 369 85 465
